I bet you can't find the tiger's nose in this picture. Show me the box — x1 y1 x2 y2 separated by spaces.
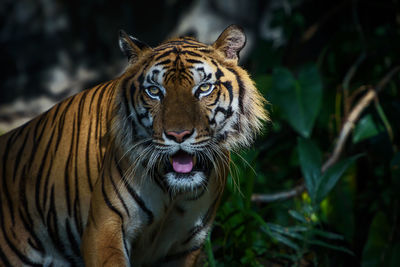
164 129 194 143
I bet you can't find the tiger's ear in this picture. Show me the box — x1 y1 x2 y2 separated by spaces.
213 25 246 62
119 30 150 63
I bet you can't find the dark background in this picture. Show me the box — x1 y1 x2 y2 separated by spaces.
1 0 400 266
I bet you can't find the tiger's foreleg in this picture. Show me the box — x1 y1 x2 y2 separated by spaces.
81 166 132 266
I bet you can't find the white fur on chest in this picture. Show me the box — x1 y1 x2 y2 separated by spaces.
123 173 217 266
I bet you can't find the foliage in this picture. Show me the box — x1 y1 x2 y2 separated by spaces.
207 1 400 266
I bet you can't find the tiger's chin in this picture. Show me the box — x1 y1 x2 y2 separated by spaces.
162 150 211 193
164 171 207 193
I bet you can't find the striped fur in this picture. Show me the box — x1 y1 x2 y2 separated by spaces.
0 25 267 266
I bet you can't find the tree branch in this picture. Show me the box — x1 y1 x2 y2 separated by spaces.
251 184 305 203
252 66 400 204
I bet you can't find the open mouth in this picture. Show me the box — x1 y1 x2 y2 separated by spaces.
167 150 209 174
163 150 212 192
169 150 195 173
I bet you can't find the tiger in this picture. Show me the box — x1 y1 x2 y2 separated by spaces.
0 25 267 266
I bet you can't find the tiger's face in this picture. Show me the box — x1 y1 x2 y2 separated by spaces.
116 26 267 192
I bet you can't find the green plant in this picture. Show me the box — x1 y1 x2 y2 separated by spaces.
206 1 400 265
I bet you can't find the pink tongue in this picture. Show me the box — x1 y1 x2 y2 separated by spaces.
172 152 193 173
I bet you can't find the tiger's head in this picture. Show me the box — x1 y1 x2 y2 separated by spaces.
115 25 268 192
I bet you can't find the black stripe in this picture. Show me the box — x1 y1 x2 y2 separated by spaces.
19 166 33 229
119 79 135 126
74 94 87 236
86 119 94 192
181 197 219 246
34 123 56 222
209 106 233 125
105 82 116 121
50 97 65 127
198 48 212 53
222 81 233 105
0 197 41 266
180 50 203 57
66 219 81 258
181 45 207 49
154 49 175 61
154 172 168 193
111 162 131 217
207 89 221 107
163 70 175 84
0 246 12 267
54 96 75 154
35 115 50 146
19 208 45 253
64 116 76 216
186 59 203 64
94 82 108 150
121 178 154 225
196 67 206 80
47 185 72 262
121 225 130 259
178 70 193 83
42 152 54 218
11 131 28 183
175 205 185 216
101 174 124 220
73 191 83 236
155 59 171 66
88 85 101 111
121 79 132 119
215 67 224 80
182 225 203 245
227 68 245 114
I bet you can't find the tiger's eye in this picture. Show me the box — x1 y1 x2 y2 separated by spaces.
199 83 211 92
148 86 160 95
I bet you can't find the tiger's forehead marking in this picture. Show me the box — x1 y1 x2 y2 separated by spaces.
144 65 165 86
144 43 218 88
190 62 215 85
144 61 216 88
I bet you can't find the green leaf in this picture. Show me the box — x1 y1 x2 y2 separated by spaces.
267 223 305 240
297 138 322 201
268 231 300 251
307 239 354 255
310 229 344 240
352 114 383 143
270 65 323 137
288 210 309 224
314 155 361 204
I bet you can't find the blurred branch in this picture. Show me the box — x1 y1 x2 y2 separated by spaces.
252 184 305 203
252 66 400 203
